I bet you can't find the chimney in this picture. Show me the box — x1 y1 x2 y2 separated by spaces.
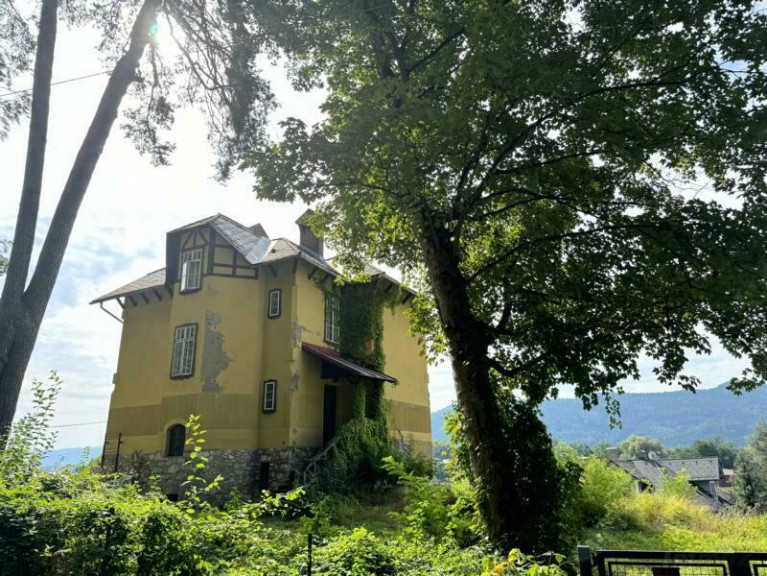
296 209 324 258
606 447 620 462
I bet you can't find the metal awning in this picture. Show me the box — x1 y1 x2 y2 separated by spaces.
302 342 397 383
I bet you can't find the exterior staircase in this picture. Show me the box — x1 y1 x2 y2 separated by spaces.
302 436 341 484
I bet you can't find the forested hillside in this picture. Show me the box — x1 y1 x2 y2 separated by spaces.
431 383 767 447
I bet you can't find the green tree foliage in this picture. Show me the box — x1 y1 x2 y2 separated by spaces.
0 371 61 486
734 422 767 512
668 436 740 468
251 0 767 549
0 2 32 139
618 436 666 460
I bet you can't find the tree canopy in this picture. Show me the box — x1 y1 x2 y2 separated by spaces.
252 0 767 549
734 422 767 511
618 436 666 460
255 0 767 402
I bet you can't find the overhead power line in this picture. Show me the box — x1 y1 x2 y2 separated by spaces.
51 420 107 429
0 69 112 100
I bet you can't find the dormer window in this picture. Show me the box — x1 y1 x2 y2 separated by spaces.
180 248 203 292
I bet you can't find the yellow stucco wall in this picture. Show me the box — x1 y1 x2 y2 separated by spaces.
104 227 431 460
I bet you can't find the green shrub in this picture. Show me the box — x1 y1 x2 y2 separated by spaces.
0 374 552 574
577 457 634 526
661 471 697 500
483 549 569 576
392 432 433 478
313 527 396 575
321 418 392 492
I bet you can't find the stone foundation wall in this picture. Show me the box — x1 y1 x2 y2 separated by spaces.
116 446 318 502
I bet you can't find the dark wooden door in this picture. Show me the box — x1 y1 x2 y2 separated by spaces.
323 385 337 445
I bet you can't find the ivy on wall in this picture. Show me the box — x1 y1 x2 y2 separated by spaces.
338 282 395 373
338 281 399 421
318 279 401 491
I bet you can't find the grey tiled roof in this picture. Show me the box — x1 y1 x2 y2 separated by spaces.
91 268 166 304
659 458 720 481
208 214 270 265
614 456 721 485
614 459 666 486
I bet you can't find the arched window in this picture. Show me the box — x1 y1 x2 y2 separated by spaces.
167 424 186 457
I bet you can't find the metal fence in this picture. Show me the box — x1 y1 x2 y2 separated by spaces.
578 546 767 576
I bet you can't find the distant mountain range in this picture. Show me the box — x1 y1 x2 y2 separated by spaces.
431 383 767 448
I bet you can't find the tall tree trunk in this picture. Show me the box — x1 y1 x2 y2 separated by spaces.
0 0 58 361
0 0 161 437
418 209 561 552
0 0 58 443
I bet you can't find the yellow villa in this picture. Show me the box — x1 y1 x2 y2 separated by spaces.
91 211 431 498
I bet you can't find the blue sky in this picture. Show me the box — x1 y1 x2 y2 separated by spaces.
0 18 750 448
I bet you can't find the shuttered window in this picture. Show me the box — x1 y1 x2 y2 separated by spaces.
263 380 277 413
171 324 197 378
324 294 340 344
268 289 281 318
180 248 203 292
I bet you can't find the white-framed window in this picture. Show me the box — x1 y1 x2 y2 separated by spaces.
262 380 277 413
268 289 281 318
324 293 340 344
180 248 203 292
171 324 197 378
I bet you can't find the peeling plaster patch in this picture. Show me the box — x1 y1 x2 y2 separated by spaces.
291 371 300 392
291 323 307 348
207 283 219 297
202 309 230 392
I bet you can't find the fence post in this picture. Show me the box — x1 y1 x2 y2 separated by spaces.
729 555 752 576
578 546 593 576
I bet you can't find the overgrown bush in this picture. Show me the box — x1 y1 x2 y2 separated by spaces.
0 374 516 575
320 417 392 492
392 432 433 478
382 454 482 548
565 455 634 529
312 527 397 575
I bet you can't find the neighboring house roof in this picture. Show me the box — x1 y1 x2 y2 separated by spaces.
658 458 720 482
91 268 166 304
614 459 666 487
614 457 721 485
302 342 397 383
612 456 730 509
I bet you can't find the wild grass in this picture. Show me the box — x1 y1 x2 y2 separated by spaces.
586 492 767 551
